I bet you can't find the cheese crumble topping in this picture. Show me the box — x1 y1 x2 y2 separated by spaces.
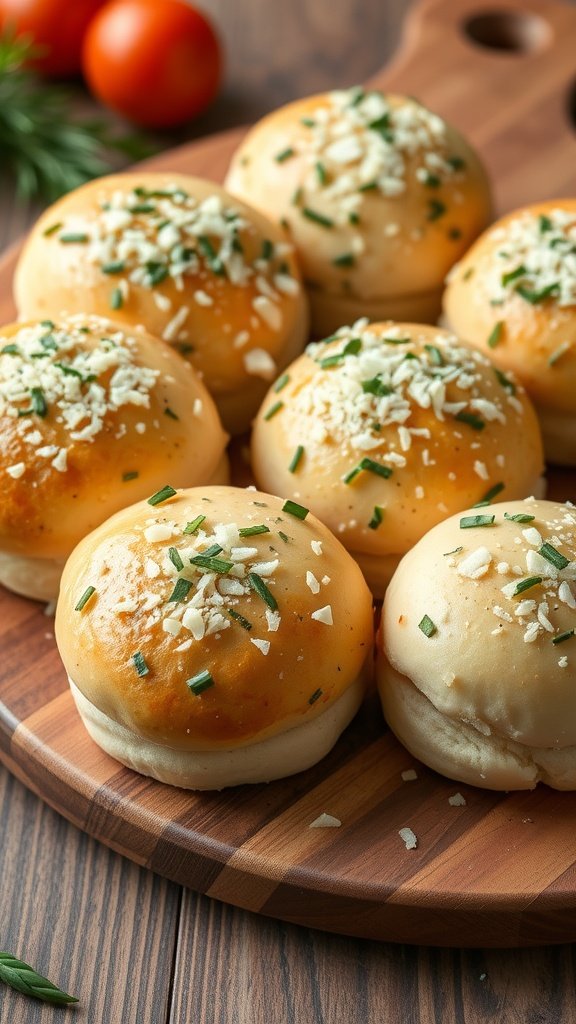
484 207 576 309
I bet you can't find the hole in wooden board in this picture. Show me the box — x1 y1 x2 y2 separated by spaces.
463 9 551 53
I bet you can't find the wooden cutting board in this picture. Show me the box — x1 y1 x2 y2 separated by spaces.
1 0 576 948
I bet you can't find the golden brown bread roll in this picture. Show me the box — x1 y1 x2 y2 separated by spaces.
225 87 491 334
378 498 576 790
0 315 228 601
251 320 544 596
14 173 309 434
443 200 576 464
55 484 374 789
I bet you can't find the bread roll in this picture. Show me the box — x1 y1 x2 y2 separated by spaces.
378 498 576 790
251 320 544 596
55 484 374 789
14 173 309 434
443 200 576 464
0 315 228 601
225 87 491 335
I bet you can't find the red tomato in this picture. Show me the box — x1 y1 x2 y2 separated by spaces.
0 0 106 76
82 0 222 128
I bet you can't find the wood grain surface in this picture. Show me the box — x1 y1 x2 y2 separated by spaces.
2 0 576 1019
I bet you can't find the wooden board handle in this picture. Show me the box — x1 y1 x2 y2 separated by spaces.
369 0 576 213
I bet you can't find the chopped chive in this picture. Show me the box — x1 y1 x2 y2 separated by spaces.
539 543 570 571
539 214 553 233
383 335 411 345
368 112 393 141
133 651 149 676
176 343 194 356
168 547 184 572
501 265 526 287
273 373 290 393
474 482 504 507
368 505 384 530
202 544 223 557
424 344 444 366
226 608 253 631
308 688 323 705
31 387 48 417
548 342 571 366
187 670 214 695
288 445 304 473
332 252 355 268
43 222 62 236
342 465 362 485
167 578 193 603
448 227 462 240
110 287 123 310
145 263 169 286
358 180 378 192
454 410 485 431
1 343 19 355
315 161 328 185
102 260 126 274
423 171 441 188
463 267 474 281
183 514 206 535
58 232 89 243
361 375 393 396
122 471 139 481
460 514 495 529
75 586 96 611
164 407 179 420
301 117 315 127
319 337 362 367
302 207 334 228
147 484 177 506
512 576 542 596
282 499 309 520
553 630 575 645
494 368 516 394
348 211 360 225
515 281 559 304
487 321 503 349
427 199 446 221
275 147 295 163
278 530 290 544
261 239 274 261
248 572 278 610
190 555 233 573
40 319 55 329
291 187 303 207
504 511 535 523
130 202 156 213
238 524 270 538
418 614 437 638
39 333 57 351
263 400 284 421
447 155 466 170
349 87 365 106
443 546 463 556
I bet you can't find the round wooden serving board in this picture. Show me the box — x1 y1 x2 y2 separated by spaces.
1 0 576 948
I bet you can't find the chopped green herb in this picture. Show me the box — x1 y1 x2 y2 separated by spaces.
501 264 526 287
147 485 177 506
344 457 393 484
487 321 503 349
539 214 553 233
291 187 303 206
190 555 233 574
248 572 278 610
504 511 536 523
447 155 466 170
474 482 504 507
197 236 225 275
427 199 446 221
308 688 323 705
443 546 463 556
282 499 309 520
423 171 441 188
288 445 304 473
332 253 355 268
368 506 384 530
226 608 252 631
145 262 169 286
512 576 542 596
42 222 62 236
459 514 495 529
261 239 274 261
278 530 290 543
237 524 270 538
539 543 569 571
202 544 223 557
358 180 378 192
448 227 462 240
164 407 179 421
183 514 206 535
122 471 139 481
383 335 411 345
1 343 19 355
515 281 559 304
75 586 96 611
494 368 516 394
110 287 123 310
361 375 393 397
187 670 214 695
58 232 89 243
273 373 290 393
31 387 47 417
133 651 149 676
424 344 444 366
167 578 193 603
318 336 362 367
275 147 295 163
348 211 360 225
463 267 475 281
418 614 437 638
168 547 184 572
130 202 156 214
301 117 315 127
102 260 126 274
315 161 328 185
263 400 284 421
552 630 575 646
454 410 485 431
302 207 334 228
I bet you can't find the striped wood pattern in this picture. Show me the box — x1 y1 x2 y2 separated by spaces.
1 0 576 951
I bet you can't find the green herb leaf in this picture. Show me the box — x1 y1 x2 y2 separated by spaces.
273 373 290 393
552 629 575 645
368 506 384 530
460 514 495 529
226 609 252 631
168 547 184 572
418 615 437 637
147 485 177 506
122 471 139 481
288 445 304 473
238 525 270 537
190 555 233 574
302 207 334 228
501 264 526 287
187 670 214 695
454 410 485 431
167 578 193 603
504 511 535 523
487 321 503 349
248 572 278 610
282 499 309 520
75 586 95 612
275 147 295 163
0 951 78 1005
308 688 323 705
183 514 205 535
512 576 542 596
539 543 570 571
494 367 516 394
473 482 504 506
515 281 559 304
332 252 355 268
427 199 446 221
133 651 149 676
263 400 284 421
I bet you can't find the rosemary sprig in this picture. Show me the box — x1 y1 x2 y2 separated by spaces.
0 950 78 1005
0 33 155 202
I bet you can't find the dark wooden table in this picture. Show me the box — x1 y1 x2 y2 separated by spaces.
2 2 576 1020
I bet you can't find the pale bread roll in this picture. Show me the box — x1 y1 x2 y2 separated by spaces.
378 498 576 790
0 315 228 601
14 173 309 434
443 200 576 464
225 88 491 334
55 485 374 789
251 321 544 597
